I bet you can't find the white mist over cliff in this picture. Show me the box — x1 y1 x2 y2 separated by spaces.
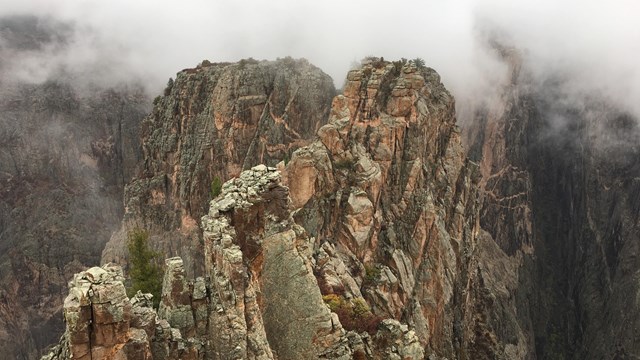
1 0 639 118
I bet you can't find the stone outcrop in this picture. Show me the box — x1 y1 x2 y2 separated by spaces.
66 59 490 359
102 58 336 278
37 52 640 360
200 164 337 359
45 163 428 359
41 264 200 360
285 59 482 358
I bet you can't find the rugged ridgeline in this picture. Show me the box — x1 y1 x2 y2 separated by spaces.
101 58 336 276
44 165 425 360
44 59 527 359
0 17 149 359
43 54 640 359
464 48 640 359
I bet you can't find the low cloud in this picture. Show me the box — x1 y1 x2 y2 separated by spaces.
1 0 638 118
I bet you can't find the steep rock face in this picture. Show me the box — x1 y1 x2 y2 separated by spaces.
464 48 640 359
0 17 149 358
200 165 341 359
285 60 485 358
0 83 148 359
460 49 535 359
44 58 560 359
45 165 425 359
102 58 335 276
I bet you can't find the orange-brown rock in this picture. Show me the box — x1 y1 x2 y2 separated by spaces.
102 58 335 278
286 59 482 358
41 265 202 360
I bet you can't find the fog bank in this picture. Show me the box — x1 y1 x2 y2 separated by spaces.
1 0 638 118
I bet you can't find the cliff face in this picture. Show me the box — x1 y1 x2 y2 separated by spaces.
101 58 336 276
46 59 510 359
285 60 485 357
39 53 640 360
45 165 425 360
0 17 150 360
0 81 148 359
464 49 640 359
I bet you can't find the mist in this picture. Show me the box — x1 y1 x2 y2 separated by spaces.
1 0 639 119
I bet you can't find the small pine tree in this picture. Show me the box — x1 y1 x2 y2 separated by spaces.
127 228 163 308
210 176 222 198
164 77 174 96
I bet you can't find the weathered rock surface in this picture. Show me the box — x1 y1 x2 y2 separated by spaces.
285 59 484 358
80 59 494 359
198 163 424 359
41 264 200 360
45 163 430 359
102 58 336 278
37 51 640 360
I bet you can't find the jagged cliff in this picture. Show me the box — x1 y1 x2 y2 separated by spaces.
44 59 510 359
37 53 640 360
44 165 425 360
101 58 336 276
284 60 485 357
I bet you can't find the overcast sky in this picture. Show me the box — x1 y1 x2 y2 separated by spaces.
1 0 639 117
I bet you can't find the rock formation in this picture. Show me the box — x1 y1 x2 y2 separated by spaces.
44 164 425 359
102 58 336 277
26 49 640 360
284 59 485 358
41 264 200 360
43 58 530 359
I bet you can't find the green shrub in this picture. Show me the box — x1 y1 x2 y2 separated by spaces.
333 157 355 170
352 298 370 317
164 78 174 96
364 264 381 286
412 57 426 70
238 57 258 69
392 60 404 74
322 294 344 311
127 228 163 308
210 176 222 198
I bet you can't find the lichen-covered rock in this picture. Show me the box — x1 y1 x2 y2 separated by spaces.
372 319 425 360
158 257 195 337
35 50 640 360
41 265 200 360
200 164 348 359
